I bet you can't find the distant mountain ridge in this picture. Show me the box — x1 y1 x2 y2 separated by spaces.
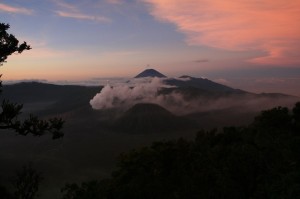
134 69 245 94
164 75 247 94
2 81 298 134
1 82 102 116
113 103 195 133
135 69 166 78
1 82 101 103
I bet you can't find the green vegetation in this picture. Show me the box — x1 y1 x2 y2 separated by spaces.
60 102 300 199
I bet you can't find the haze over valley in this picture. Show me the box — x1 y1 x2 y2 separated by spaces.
1 69 299 198
1 1 300 198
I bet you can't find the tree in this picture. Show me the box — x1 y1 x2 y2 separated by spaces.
0 23 64 139
293 102 300 130
0 23 31 66
0 185 14 199
60 102 300 199
61 180 110 199
13 164 43 199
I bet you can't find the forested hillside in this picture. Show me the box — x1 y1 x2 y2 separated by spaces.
59 102 300 199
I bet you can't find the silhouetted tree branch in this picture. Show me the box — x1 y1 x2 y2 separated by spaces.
0 23 31 66
0 22 64 139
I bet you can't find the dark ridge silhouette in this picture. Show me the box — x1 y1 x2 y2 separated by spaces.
164 76 247 94
2 81 298 130
134 69 166 78
258 92 297 98
2 82 101 103
113 103 195 133
1 82 102 116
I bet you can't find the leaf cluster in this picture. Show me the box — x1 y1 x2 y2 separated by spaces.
0 99 64 139
0 23 31 65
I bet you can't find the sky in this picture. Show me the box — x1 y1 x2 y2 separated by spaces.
0 0 300 96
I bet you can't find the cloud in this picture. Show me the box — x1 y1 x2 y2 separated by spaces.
105 0 123 5
53 0 111 22
143 0 300 65
53 0 78 12
55 10 110 22
194 59 209 63
90 77 190 113
90 77 166 110
255 77 285 84
14 38 75 59
90 77 298 115
0 3 33 15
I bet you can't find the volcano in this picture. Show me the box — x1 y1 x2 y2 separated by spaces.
135 69 166 78
113 103 194 133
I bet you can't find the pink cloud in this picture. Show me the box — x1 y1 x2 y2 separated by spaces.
53 0 78 12
55 10 111 22
144 0 300 65
53 0 111 22
7 38 77 59
106 0 123 5
0 3 33 15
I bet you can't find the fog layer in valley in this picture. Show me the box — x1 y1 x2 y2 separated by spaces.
1 77 299 199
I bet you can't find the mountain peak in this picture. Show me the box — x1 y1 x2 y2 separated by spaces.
135 69 166 78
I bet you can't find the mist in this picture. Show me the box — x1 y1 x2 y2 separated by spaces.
89 77 298 115
90 77 179 110
1 78 299 199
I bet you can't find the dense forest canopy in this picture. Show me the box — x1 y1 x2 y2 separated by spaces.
61 103 300 199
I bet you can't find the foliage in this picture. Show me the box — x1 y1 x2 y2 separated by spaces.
0 185 14 199
0 23 31 65
61 102 300 199
12 164 43 199
61 180 111 199
293 102 300 130
0 22 64 139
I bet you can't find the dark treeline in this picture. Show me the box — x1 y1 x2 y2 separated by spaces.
1 104 300 199
57 102 300 199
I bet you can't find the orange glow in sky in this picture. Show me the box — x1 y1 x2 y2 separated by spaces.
1 0 300 96
144 0 300 65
